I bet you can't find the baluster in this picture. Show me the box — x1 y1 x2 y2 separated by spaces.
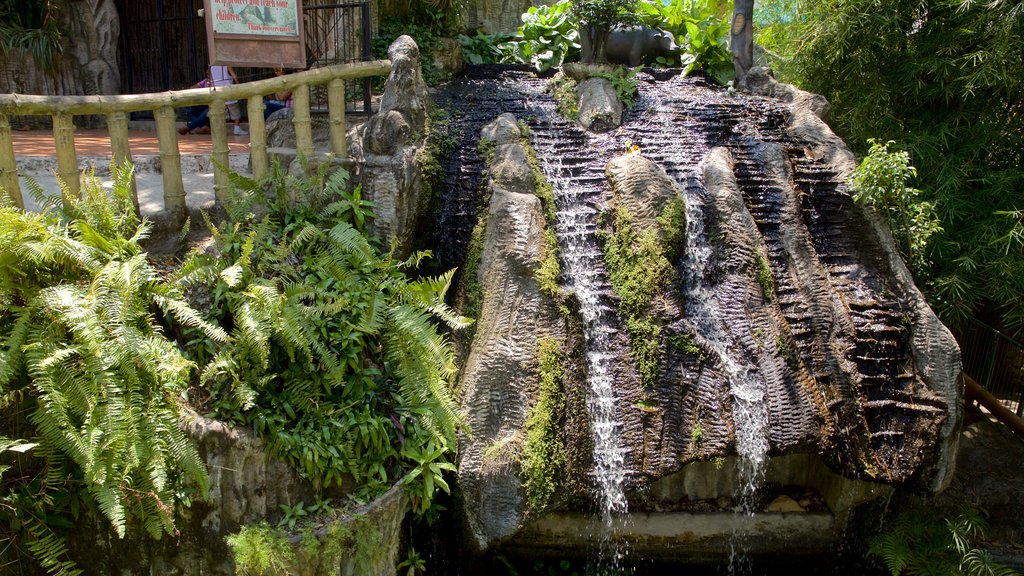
248 94 268 180
292 84 314 164
208 99 230 204
53 113 78 200
328 78 346 158
0 115 22 210
107 111 139 213
154 106 185 220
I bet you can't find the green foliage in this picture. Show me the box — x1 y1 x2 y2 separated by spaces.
849 139 942 280
550 73 580 120
592 67 639 109
0 165 213 573
522 337 567 513
373 16 450 85
752 0 803 77
398 548 428 576
793 0 1024 333
869 506 1020 576
598 200 682 388
755 252 776 301
638 0 733 82
226 521 297 575
377 0 464 37
524 141 564 305
457 32 516 65
0 0 65 74
511 1 582 72
181 162 468 508
571 0 640 38
669 332 705 360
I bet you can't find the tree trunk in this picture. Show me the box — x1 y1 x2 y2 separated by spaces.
581 25 611 64
730 0 754 88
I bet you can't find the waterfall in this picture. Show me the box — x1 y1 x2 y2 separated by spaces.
681 183 770 575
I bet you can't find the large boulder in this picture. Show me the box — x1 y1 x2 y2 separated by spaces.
576 77 622 133
457 115 566 552
351 35 433 249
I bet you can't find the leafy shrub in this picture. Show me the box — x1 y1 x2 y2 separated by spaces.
869 505 1019 576
178 162 469 508
793 0 1024 333
456 31 515 65
638 0 733 81
849 139 941 280
0 165 216 573
509 1 582 72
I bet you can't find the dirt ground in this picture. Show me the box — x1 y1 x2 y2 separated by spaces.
935 408 1024 569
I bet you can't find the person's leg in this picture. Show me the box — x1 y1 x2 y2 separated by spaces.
186 106 210 132
228 102 246 135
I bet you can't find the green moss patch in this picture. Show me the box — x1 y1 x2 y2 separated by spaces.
521 337 568 513
597 198 685 389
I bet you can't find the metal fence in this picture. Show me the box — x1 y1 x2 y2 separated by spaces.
117 0 376 115
303 1 374 114
953 320 1024 416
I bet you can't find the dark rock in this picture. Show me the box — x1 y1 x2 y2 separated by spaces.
576 77 622 133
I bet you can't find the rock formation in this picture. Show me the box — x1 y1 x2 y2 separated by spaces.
438 66 962 561
67 412 407 576
576 77 622 133
456 113 567 551
350 35 432 249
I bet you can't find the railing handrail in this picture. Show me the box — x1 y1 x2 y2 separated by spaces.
0 59 393 217
0 60 391 117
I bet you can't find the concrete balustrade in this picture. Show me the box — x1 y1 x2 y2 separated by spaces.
0 60 391 223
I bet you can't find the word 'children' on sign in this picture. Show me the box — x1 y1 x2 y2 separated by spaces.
212 0 300 37
203 0 305 67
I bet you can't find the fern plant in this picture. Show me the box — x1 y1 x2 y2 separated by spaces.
0 165 218 573
178 161 469 507
869 505 1020 576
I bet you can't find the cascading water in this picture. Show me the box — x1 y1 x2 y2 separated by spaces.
519 97 634 564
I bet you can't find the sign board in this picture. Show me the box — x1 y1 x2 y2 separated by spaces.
202 0 307 68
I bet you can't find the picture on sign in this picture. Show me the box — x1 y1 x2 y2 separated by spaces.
211 0 300 37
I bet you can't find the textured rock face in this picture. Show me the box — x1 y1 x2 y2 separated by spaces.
1 0 120 128
576 77 622 133
457 115 565 551
354 35 431 249
441 67 960 560
463 0 541 35
67 413 406 575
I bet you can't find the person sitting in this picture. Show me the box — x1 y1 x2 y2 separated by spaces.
263 67 293 120
179 66 245 135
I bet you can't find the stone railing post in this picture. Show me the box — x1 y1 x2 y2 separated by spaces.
292 84 315 162
247 94 268 180
53 113 78 200
208 99 231 203
0 115 21 209
106 111 139 212
328 78 347 158
154 106 185 220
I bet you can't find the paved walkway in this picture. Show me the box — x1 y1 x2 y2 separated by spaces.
10 128 252 214
11 128 251 157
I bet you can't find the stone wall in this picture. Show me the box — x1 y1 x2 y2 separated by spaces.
1 0 120 128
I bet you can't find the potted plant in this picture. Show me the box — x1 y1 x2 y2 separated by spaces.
572 0 640 64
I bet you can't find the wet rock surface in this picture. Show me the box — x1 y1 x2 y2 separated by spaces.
436 66 961 557
456 115 566 551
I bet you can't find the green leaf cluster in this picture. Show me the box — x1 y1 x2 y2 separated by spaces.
0 0 65 74
850 139 942 277
869 505 1020 576
792 0 1024 333
598 197 686 388
521 337 568 513
458 1 581 72
181 162 469 507
0 165 213 573
571 0 640 38
638 0 733 81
